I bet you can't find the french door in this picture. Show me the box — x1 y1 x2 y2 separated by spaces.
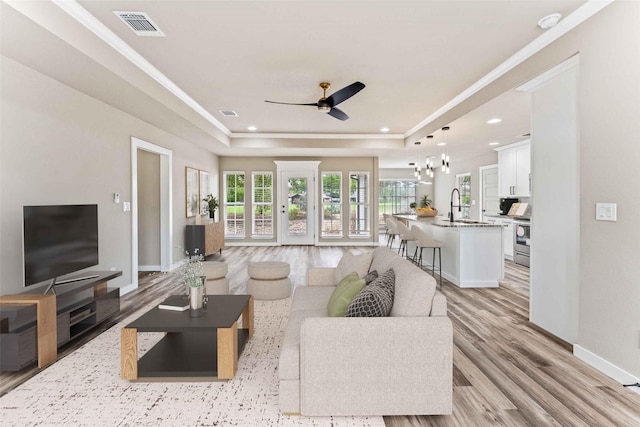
279 170 316 245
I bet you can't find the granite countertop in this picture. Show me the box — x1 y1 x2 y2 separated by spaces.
393 214 504 228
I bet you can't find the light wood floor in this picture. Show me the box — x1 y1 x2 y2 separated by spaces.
2 244 639 426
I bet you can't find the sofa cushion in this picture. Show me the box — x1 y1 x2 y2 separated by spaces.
370 247 436 317
279 308 327 380
326 272 366 317
345 269 395 317
291 285 336 312
334 251 373 284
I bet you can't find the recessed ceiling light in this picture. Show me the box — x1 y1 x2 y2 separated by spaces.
380 127 390 133
437 142 447 146
487 118 502 124
489 142 500 146
247 125 257 131
538 13 562 30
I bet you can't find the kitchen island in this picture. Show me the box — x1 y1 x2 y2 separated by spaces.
394 214 504 288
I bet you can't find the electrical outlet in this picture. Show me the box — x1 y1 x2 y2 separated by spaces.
110 266 116 271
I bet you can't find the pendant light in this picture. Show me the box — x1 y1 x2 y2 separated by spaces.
424 135 434 178
440 126 450 174
414 141 422 180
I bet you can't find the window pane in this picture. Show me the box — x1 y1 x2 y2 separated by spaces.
321 172 342 237
224 172 245 236
378 180 416 225
252 172 274 236
349 172 370 236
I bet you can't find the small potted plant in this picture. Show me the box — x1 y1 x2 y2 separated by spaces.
202 194 218 220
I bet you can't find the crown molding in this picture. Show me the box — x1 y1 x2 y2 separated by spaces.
232 133 404 139
404 0 614 139
51 0 231 139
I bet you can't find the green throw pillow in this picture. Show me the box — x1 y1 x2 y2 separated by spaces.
326 272 366 317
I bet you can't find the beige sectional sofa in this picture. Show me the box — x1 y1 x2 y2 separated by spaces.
278 246 453 416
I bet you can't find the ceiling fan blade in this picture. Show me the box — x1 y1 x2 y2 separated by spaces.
326 81 365 107
264 100 318 106
328 107 349 121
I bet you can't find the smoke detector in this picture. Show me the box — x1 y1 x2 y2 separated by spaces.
538 13 562 30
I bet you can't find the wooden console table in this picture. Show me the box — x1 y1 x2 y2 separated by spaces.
0 294 56 368
185 221 224 257
0 271 122 371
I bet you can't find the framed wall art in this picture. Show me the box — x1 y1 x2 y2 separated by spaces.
199 170 210 215
185 167 199 217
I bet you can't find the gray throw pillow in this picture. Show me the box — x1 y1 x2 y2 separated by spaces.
345 269 395 317
363 270 378 285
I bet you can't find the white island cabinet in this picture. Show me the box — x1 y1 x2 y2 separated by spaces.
396 215 504 288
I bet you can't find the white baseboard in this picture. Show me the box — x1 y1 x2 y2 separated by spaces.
138 265 161 272
573 345 640 395
224 241 278 247
315 241 379 247
119 282 137 296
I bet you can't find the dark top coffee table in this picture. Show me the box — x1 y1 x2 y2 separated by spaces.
120 294 253 381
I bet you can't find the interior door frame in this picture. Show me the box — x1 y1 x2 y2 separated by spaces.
479 163 499 222
127 137 173 295
274 160 320 245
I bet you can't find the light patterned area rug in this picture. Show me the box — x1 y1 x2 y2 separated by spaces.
0 297 384 427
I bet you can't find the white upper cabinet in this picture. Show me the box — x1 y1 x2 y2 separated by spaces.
496 140 531 197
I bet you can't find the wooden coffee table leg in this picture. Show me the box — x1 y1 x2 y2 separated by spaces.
242 295 254 338
217 321 238 379
121 327 138 380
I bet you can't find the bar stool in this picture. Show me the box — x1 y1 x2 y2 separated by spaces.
411 225 444 286
385 217 401 248
396 221 417 259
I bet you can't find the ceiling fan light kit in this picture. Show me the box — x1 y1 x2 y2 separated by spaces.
265 81 365 121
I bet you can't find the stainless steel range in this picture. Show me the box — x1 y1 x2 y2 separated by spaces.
513 219 531 267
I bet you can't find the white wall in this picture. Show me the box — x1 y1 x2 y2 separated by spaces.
433 151 498 221
528 62 579 344
0 56 219 295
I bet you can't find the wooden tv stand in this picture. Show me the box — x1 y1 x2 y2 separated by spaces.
0 271 122 371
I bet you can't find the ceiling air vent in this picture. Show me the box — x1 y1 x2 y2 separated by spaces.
219 110 239 117
114 11 165 37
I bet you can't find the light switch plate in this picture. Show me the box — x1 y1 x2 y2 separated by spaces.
596 203 616 221
123 202 131 212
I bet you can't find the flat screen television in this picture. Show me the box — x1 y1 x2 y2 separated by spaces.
23 204 99 293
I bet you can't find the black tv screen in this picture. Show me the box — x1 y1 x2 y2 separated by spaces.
23 205 99 287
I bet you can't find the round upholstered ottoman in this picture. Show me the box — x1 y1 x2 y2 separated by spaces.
202 261 229 295
247 261 291 300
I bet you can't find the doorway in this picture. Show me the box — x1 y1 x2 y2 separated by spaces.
127 137 172 295
275 161 319 245
480 164 500 221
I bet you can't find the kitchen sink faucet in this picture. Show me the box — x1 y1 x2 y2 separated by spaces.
450 188 461 223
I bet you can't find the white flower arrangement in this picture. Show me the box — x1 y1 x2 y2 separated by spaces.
182 249 205 288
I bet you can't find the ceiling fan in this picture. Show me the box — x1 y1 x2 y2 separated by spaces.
265 81 365 121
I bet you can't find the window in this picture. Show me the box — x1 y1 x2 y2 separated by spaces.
457 173 471 219
252 172 273 237
321 172 342 237
378 180 416 225
349 172 370 237
223 172 245 237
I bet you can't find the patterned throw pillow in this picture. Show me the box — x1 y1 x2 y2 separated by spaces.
363 270 378 285
345 269 395 317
